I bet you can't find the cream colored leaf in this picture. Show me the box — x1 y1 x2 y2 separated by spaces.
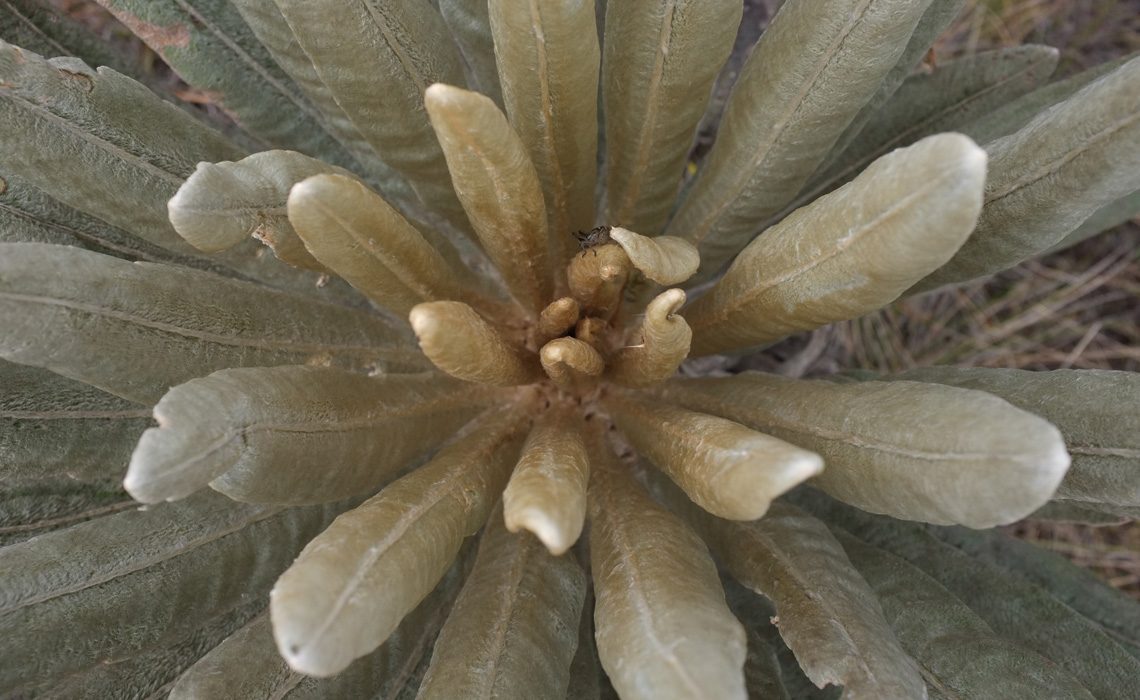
540 337 605 391
0 243 419 404
489 0 598 266
665 0 932 281
417 508 586 699
684 134 986 356
288 173 485 315
661 485 927 700
425 83 552 314
658 373 1071 527
410 301 542 386
588 439 746 700
502 408 590 555
605 391 821 520
566 243 631 320
608 228 699 285
127 367 493 504
270 406 529 676
914 55 1140 290
535 296 581 346
603 0 740 235
608 289 692 388
891 368 1140 509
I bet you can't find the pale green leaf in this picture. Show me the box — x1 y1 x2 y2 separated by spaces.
1047 188 1140 253
273 0 471 232
0 0 143 79
0 243 419 404
1029 499 1134 525
891 368 1140 509
602 0 740 235
803 45 1058 209
721 581 797 700
417 510 586 699
914 55 1140 290
98 0 357 166
0 491 344 691
490 0 598 265
169 614 298 699
270 407 528 676
793 491 1140 700
588 440 746 700
439 0 502 106
128 367 491 504
835 531 1094 699
684 134 985 355
661 484 926 700
566 591 605 700
666 0 932 282
657 373 1070 527
425 83 552 314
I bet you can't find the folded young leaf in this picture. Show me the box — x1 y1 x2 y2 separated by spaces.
0 41 241 255
535 296 581 346
602 0 740 235
660 485 926 700
566 243 631 320
657 373 1070 527
502 407 590 555
540 337 605 391
835 531 1094 699
490 0 598 263
273 0 470 232
607 391 821 520
1 360 149 491
128 367 491 504
270 406 528 676
608 228 699 286
418 509 586 699
684 134 985 356
889 368 1138 509
97 0 356 166
439 0 502 106
666 0 932 282
425 83 553 314
794 492 1140 700
914 55 1140 291
0 243 419 404
0 492 343 689
804 45 1057 208
925 526 1140 659
587 440 747 700
608 289 691 387
411 301 543 386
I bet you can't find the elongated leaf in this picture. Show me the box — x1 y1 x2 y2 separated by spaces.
288 173 487 315
535 296 581 346
0 243 418 404
609 289 691 387
565 591 605 700
793 491 1140 700
914 55 1140 290
608 392 820 520
602 0 740 235
0 485 131 548
128 367 490 504
889 368 1139 510
1030 499 1134 525
439 0 502 106
0 0 142 81
815 0 966 178
805 45 1058 207
425 83 552 313
0 491 343 691
657 373 1070 527
540 337 605 390
490 0 597 265
170 614 299 699
418 510 586 699
721 581 794 700
1048 188 1140 253
503 408 590 555
925 526 1140 658
666 0 932 281
608 227 699 286
684 134 985 355
410 301 543 386
661 484 926 700
835 531 1094 699
587 442 747 700
273 0 470 231
566 243 631 320
271 407 527 676
98 0 356 165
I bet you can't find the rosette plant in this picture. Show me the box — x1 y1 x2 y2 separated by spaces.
2 0 1139 697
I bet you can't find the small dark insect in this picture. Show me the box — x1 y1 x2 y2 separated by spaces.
573 225 612 255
